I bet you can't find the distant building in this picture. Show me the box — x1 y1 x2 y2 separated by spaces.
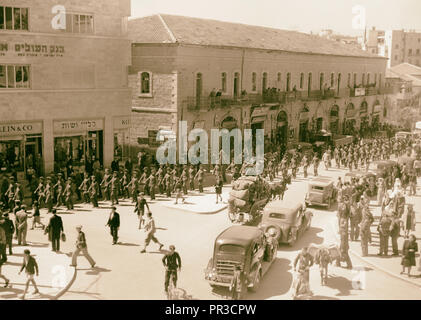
318 29 360 46
365 27 421 68
128 14 389 159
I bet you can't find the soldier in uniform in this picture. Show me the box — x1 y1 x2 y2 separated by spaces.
110 171 120 205
88 176 99 208
188 165 196 191
146 170 157 201
180 167 188 195
64 178 74 210
377 214 392 256
44 178 54 213
127 171 140 203
100 168 112 201
194 166 204 193
54 174 65 207
79 173 91 204
162 170 172 198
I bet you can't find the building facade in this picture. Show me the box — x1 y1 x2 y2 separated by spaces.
0 0 131 177
365 28 421 68
129 15 389 160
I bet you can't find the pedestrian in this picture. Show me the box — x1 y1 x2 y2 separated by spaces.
0 253 9 288
64 177 74 210
46 209 63 253
134 193 150 229
110 171 120 205
349 200 362 241
106 206 120 245
0 213 14 256
322 150 330 171
0 221 6 264
292 247 314 299
174 178 185 205
19 249 40 299
390 216 401 256
30 201 45 230
229 265 245 300
70 225 96 268
401 234 418 277
402 204 416 238
215 175 223 204
15 205 28 246
100 168 111 201
162 245 181 296
194 166 204 193
336 217 353 269
312 155 320 177
79 173 91 204
44 179 53 213
377 214 392 256
140 212 164 253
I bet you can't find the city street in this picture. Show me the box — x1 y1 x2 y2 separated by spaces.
7 162 420 300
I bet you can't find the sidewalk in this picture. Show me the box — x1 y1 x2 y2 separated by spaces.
336 185 421 288
160 186 230 214
0 244 75 300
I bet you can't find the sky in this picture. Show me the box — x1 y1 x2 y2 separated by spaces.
131 0 421 36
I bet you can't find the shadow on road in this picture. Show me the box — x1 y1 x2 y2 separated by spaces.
246 258 292 299
325 274 355 297
279 227 324 252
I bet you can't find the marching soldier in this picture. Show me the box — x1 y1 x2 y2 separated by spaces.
79 173 91 203
194 166 204 193
64 178 74 210
127 171 140 203
110 171 120 205
88 176 99 208
100 168 112 201
120 169 130 199
146 170 157 201
188 165 196 190
54 175 65 207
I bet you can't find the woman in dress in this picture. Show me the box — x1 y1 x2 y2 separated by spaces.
402 204 416 238
401 234 418 277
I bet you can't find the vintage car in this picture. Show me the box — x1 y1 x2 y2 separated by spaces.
204 225 277 294
395 131 412 140
344 171 376 184
305 177 335 209
259 201 312 246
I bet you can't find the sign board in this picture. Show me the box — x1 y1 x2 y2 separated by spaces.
113 116 131 130
53 119 103 134
355 88 366 96
0 121 42 137
0 41 64 58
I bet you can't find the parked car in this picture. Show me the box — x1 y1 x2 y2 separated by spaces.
204 225 277 295
259 201 312 246
305 177 335 209
372 160 397 177
344 171 376 184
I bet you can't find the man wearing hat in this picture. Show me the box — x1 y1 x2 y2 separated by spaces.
106 207 120 245
162 244 181 294
15 205 28 246
46 209 63 252
71 225 96 268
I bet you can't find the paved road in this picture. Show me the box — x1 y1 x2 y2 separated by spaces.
22 162 421 300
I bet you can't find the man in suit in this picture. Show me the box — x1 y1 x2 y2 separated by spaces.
0 213 14 256
15 205 28 246
47 209 63 252
106 207 120 245
19 249 39 299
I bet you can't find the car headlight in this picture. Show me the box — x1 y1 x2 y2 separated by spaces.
267 226 277 235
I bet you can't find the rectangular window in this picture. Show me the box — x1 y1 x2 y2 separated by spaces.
221 72 227 92
64 13 94 34
347 73 351 87
367 73 370 85
300 73 304 89
409 49 413 55
0 64 30 89
252 72 257 92
330 73 334 88
353 73 357 87
0 6 29 30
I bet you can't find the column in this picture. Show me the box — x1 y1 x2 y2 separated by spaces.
43 119 54 174
103 116 114 168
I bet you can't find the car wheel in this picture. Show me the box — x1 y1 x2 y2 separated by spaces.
249 270 262 292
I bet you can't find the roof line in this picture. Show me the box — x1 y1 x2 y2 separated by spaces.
158 14 177 43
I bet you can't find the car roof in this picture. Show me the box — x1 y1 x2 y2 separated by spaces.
263 200 302 215
309 177 333 186
216 226 263 247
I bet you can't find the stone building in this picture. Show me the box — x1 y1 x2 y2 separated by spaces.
128 14 389 160
0 0 131 177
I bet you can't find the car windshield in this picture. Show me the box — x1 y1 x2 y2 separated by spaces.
219 244 245 255
269 213 287 219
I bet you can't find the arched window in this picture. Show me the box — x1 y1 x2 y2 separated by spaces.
221 72 227 92
140 71 151 94
286 73 291 92
252 72 257 92
300 73 304 89
262 72 268 92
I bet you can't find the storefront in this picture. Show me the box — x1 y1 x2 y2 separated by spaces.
113 116 131 162
53 119 104 173
299 106 310 142
329 105 339 134
0 121 43 179
343 103 357 135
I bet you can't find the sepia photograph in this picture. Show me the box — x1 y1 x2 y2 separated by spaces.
0 0 421 305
